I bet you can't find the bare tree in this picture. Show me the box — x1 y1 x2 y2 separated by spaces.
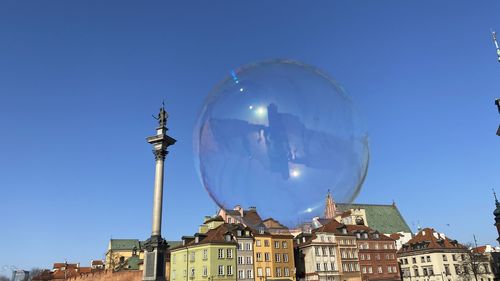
28 268 44 281
458 243 492 281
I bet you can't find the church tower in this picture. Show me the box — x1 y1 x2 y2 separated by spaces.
494 190 500 245
324 190 337 219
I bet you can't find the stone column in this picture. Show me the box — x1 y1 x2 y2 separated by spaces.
143 107 176 281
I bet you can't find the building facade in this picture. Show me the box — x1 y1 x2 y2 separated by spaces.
295 220 361 281
345 225 399 281
397 228 492 281
170 224 238 281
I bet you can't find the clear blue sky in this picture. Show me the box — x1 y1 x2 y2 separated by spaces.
1 0 500 271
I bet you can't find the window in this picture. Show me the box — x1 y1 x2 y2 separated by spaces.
203 249 208 260
452 254 457 261
323 246 328 256
225 234 232 242
282 241 288 248
227 265 233 276
316 263 321 271
265 252 270 261
190 268 195 278
388 266 392 273
426 256 431 262
183 270 186 277
356 233 361 239
328 236 332 242
227 249 233 258
376 254 380 260
218 265 224 276
444 265 450 275
414 268 419 276
421 256 425 263
378 266 383 274
339 239 344 245
362 267 367 274
256 252 262 261
218 249 224 259
412 257 416 263
238 270 244 279
385 254 390 260
275 253 281 262
383 244 388 249
423 268 428 276
323 263 328 271
264 240 270 247
349 263 354 272
190 252 195 262
257 268 263 277
392 266 397 273
360 254 365 260
246 256 252 264
237 230 242 236
256 240 261 247
329 247 335 255
276 268 282 277
331 262 336 271
265 267 271 277
172 270 176 280
203 266 208 277
373 233 379 239
284 267 290 277
363 233 368 239
238 256 243 265
245 242 252 251
315 247 320 256
368 267 373 274
275 241 280 248
238 243 243 250
283 253 289 262
246 270 253 278
366 254 371 260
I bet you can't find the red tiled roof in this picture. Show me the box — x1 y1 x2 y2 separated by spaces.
398 228 465 254
172 223 237 250
91 260 103 266
472 246 487 254
389 233 404 240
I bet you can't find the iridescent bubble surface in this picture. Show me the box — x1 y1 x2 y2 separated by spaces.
194 59 369 228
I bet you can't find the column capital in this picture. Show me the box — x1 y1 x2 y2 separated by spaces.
153 149 168 161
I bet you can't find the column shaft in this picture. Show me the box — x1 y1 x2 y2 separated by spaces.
151 157 164 236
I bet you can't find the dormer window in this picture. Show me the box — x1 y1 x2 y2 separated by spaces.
237 230 242 236
363 233 368 239
245 231 250 236
302 237 306 243
259 228 265 234
341 228 347 234
373 233 379 239
297 239 300 244
195 237 200 243
356 233 361 239
225 234 232 242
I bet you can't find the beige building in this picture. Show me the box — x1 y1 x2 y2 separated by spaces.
295 219 361 281
398 228 495 281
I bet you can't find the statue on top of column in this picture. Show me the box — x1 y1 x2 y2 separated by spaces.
153 102 168 128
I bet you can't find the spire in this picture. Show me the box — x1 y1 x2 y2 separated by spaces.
324 189 337 219
494 188 500 208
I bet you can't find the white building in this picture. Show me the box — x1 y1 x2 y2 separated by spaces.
398 228 495 281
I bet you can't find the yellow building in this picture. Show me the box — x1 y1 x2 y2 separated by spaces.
170 224 238 281
105 239 144 270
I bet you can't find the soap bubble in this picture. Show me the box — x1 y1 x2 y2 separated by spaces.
194 59 369 228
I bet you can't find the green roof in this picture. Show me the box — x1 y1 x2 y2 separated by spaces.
336 203 412 234
124 256 141 270
167 240 182 248
110 239 142 250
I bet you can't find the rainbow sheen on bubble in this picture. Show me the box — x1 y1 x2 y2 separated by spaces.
194 59 369 227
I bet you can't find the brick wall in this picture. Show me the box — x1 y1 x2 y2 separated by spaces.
67 270 142 281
